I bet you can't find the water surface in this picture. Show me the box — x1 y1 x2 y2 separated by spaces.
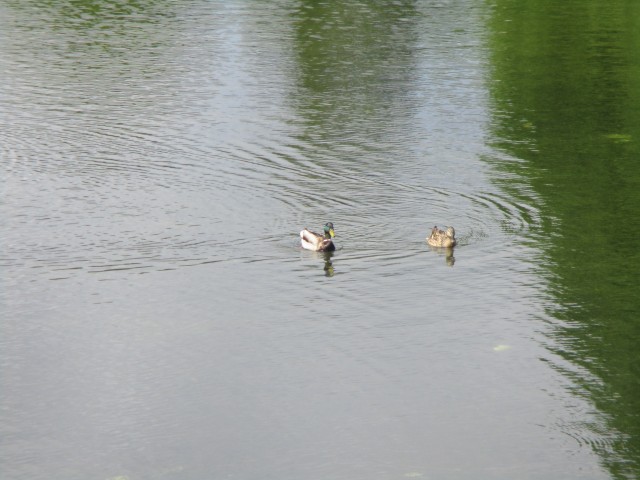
1 1 639 479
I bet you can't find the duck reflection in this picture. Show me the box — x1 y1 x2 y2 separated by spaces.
322 251 335 277
427 245 455 266
299 244 336 276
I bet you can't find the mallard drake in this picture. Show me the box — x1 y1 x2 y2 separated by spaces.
300 222 336 252
427 225 456 248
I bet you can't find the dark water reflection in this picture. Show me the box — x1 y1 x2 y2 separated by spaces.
1 1 638 479
488 1 640 478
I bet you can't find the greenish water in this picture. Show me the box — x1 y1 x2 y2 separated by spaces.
1 1 639 479
489 1 640 477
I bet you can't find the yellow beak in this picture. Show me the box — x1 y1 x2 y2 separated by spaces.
329 229 335 238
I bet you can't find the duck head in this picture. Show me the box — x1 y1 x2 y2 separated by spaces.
323 222 335 239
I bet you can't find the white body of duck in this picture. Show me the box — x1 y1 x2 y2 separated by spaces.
427 225 456 248
300 223 336 252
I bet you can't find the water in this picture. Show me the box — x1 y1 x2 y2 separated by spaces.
2 1 639 479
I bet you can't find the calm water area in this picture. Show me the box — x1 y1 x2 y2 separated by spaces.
2 1 639 479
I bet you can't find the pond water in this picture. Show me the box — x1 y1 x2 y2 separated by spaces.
2 1 639 479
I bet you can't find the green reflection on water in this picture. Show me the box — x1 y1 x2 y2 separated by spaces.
487 1 640 477
290 1 421 141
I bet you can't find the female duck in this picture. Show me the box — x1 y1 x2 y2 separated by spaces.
427 225 456 248
300 222 336 252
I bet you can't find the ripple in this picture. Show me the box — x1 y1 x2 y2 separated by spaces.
0 0 541 283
